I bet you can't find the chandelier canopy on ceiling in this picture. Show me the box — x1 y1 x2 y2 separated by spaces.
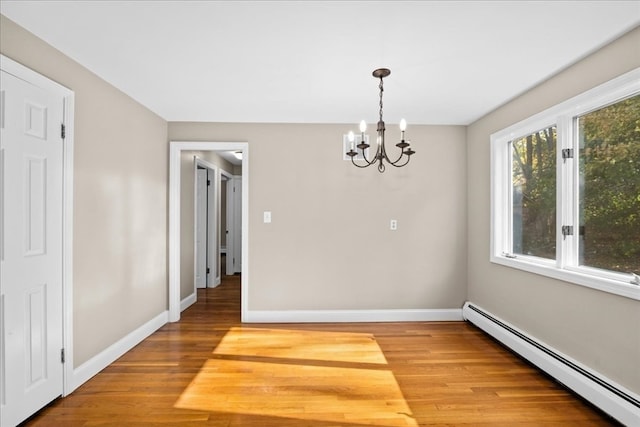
345 68 415 173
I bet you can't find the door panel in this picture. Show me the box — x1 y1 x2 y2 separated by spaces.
25 156 47 256
195 168 207 288
232 176 242 273
208 170 219 287
225 177 234 275
27 284 47 386
1 69 64 427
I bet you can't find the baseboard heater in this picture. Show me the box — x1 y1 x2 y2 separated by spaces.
462 302 640 426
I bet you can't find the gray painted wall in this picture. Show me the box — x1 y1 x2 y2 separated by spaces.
466 27 640 393
1 15 169 366
169 123 468 311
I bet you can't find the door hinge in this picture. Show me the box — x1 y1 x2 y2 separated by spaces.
61 123 66 139
61 348 65 364
561 148 573 162
206 267 210 274
207 179 211 186
561 225 574 239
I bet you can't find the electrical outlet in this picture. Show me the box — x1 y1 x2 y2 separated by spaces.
263 211 272 223
390 219 397 230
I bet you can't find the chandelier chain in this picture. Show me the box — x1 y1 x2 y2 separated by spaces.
378 77 384 123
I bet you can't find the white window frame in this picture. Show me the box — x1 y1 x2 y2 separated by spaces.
490 67 640 301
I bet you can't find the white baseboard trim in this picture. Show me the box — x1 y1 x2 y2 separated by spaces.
69 310 168 393
181 292 197 312
244 308 463 323
462 302 640 426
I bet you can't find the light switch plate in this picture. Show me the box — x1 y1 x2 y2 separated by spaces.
264 211 272 223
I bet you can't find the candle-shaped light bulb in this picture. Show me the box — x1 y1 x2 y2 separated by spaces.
348 131 355 150
359 120 367 133
399 118 407 132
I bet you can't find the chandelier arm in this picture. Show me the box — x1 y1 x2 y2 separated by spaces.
348 143 377 167
387 149 410 165
366 146 378 164
360 146 377 166
388 153 412 168
350 153 375 168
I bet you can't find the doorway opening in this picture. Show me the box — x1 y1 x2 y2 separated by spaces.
169 141 249 323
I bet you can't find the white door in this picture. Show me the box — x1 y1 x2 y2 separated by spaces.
232 176 242 273
195 168 207 288
206 169 218 287
1 70 64 425
225 176 235 275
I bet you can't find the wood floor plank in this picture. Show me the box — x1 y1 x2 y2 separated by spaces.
21 274 620 426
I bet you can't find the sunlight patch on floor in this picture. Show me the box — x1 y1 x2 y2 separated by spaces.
175 327 417 426
213 327 389 364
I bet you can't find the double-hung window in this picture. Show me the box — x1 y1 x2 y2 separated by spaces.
491 68 640 300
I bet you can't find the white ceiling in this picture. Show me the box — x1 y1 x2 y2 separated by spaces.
1 1 639 125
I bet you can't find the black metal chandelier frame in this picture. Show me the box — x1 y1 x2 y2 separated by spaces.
346 68 415 173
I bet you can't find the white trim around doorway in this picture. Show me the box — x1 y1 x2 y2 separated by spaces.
168 141 249 323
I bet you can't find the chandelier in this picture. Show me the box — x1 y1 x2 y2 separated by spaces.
346 68 415 173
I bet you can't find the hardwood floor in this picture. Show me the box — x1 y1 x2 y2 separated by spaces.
23 274 619 426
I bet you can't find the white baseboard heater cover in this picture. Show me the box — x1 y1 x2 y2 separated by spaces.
462 302 640 426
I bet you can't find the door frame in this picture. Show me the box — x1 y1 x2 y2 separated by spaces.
0 54 75 396
169 141 248 322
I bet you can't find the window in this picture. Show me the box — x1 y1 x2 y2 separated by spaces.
491 68 640 300
578 96 640 275
511 126 557 260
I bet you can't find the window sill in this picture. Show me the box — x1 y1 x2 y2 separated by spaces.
490 254 640 301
